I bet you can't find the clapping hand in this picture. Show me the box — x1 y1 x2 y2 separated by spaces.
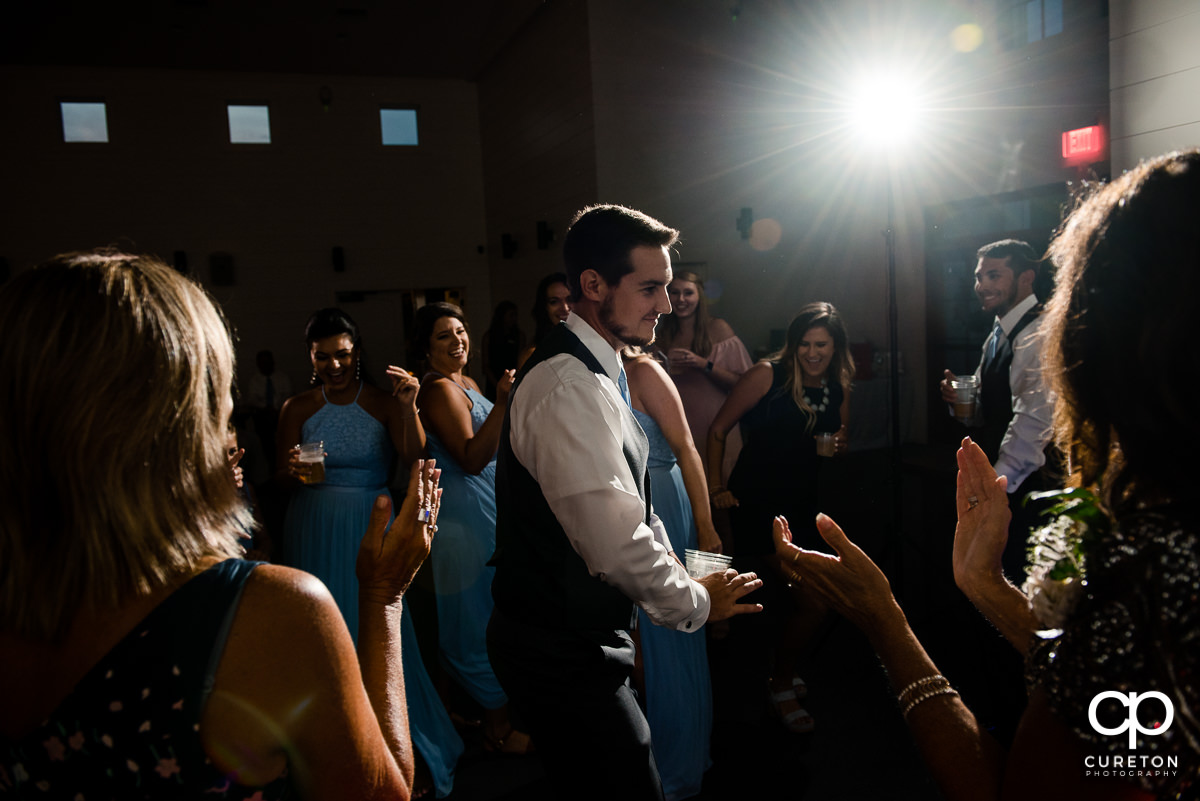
773 514 896 635
356 459 442 602
952 437 1011 592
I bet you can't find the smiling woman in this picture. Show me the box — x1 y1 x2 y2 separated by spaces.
276 306 465 795
707 301 855 735
413 302 531 756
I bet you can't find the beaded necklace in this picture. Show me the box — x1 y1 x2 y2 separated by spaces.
804 378 831 413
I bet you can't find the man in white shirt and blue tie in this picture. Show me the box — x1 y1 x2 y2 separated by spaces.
487 204 763 799
940 239 1055 576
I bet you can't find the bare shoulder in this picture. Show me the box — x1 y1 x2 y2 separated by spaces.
240 563 339 617
708 317 736 341
626 354 670 386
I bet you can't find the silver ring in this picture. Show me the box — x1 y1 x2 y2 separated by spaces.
417 507 433 523
429 524 438 534
967 496 979 509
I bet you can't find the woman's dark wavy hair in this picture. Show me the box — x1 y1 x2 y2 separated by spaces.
531 272 569 344
1044 149 1200 511
414 301 467 359
304 307 370 385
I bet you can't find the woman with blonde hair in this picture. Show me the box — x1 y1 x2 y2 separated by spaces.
708 301 853 734
0 249 440 799
655 270 753 484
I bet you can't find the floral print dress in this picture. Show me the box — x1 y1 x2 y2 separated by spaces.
1 559 292 800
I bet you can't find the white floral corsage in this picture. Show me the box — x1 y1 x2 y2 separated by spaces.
1022 488 1105 631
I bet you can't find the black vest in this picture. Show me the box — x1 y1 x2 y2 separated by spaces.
978 303 1042 464
490 322 652 631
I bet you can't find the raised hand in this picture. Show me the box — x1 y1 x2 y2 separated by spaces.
496 368 516 403
228 446 245 489
773 513 896 635
356 459 441 602
952 437 1011 591
387 365 421 414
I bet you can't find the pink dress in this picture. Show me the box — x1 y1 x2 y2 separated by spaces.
669 334 753 483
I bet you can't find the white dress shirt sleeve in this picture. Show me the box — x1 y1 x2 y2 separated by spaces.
509 352 710 632
995 317 1054 492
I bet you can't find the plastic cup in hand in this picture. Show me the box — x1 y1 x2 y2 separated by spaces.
950 375 979 421
298 441 326 484
684 548 733 579
816 433 836 458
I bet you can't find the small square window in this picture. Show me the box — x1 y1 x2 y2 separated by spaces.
228 104 271 144
1044 0 1063 37
61 101 109 142
380 108 419 146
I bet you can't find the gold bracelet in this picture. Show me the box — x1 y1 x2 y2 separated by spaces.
897 674 949 707
901 685 960 719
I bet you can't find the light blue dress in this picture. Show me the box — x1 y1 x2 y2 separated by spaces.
283 384 463 797
424 378 507 710
634 409 714 801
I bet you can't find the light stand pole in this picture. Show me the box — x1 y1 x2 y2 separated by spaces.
883 169 904 590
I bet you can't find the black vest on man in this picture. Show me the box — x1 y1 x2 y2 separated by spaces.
977 303 1042 465
490 322 652 631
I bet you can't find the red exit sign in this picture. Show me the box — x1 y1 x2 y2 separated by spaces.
1062 125 1106 166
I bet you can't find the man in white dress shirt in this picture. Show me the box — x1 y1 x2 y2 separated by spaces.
940 239 1054 501
487 205 763 799
942 240 1057 579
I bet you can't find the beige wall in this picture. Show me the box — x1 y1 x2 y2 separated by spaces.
478 0 599 322
0 65 489 394
1109 0 1200 169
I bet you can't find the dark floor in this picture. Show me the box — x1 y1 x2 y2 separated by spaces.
420 446 1020 800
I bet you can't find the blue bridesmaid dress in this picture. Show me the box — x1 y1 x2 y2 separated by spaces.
633 409 714 800
424 380 508 711
283 383 464 796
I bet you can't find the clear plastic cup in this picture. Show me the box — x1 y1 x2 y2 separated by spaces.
950 375 979 421
684 548 733 579
297 441 326 484
816 432 836 457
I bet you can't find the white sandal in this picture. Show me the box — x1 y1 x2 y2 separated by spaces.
768 683 815 734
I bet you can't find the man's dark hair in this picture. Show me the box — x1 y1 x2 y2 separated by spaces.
977 239 1040 280
562 205 680 301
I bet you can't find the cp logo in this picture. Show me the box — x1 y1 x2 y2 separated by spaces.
1088 691 1174 749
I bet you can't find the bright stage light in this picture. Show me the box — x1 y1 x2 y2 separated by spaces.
847 71 923 149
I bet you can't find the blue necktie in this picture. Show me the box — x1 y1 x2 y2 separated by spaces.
617 367 632 409
986 321 1003 364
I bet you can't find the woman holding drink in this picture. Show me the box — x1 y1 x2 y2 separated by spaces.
277 307 464 796
654 271 753 486
707 302 853 734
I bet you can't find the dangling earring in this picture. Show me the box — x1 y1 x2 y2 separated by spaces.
311 367 318 385
356 359 361 380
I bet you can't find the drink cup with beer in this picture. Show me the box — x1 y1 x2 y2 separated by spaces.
816 432 836 457
297 441 326 484
950 375 979 422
